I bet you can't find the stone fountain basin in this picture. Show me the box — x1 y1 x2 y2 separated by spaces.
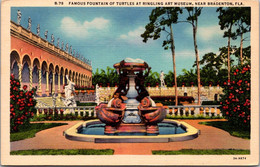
64 119 200 143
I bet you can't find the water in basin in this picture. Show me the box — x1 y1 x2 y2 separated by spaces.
78 122 186 136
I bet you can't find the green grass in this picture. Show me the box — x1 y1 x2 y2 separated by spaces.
199 121 250 139
152 149 250 155
10 149 114 155
10 123 67 142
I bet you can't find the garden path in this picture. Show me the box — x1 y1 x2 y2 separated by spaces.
11 120 250 155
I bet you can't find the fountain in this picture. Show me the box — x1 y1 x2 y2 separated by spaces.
95 58 166 135
64 58 199 143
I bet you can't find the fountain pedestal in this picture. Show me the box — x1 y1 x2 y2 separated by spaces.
122 74 142 124
95 58 166 135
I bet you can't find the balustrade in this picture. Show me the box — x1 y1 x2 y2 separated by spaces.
166 105 222 117
36 104 222 118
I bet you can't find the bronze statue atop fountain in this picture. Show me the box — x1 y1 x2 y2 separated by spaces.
95 58 166 135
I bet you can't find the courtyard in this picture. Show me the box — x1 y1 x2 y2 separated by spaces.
11 119 250 155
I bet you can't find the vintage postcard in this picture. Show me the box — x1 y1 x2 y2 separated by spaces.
1 0 259 165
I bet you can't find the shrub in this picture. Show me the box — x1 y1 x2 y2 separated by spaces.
219 64 250 129
10 74 37 132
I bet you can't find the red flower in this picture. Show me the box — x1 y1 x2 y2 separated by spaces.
23 85 28 90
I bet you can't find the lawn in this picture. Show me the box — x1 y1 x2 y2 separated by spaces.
152 149 250 155
10 149 114 155
10 123 67 142
199 121 250 139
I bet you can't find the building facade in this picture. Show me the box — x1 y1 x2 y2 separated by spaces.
10 21 92 97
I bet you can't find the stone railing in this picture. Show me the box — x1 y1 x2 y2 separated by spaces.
36 105 222 118
166 105 222 117
36 106 96 117
11 21 92 71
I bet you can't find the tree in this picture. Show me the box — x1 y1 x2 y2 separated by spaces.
183 7 203 104
233 46 251 65
217 7 237 80
177 69 197 86
144 70 160 87
233 8 250 65
164 70 174 86
92 67 119 87
141 7 182 106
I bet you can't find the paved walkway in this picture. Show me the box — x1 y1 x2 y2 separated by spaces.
11 120 250 155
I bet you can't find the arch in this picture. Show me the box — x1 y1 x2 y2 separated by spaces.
68 70 72 81
83 75 86 86
54 65 59 93
65 69 69 85
60 67 64 76
75 72 78 85
32 58 40 82
22 60 30 85
49 63 54 73
48 63 54 94
65 68 68 76
32 58 41 69
10 51 20 79
87 76 90 87
10 50 21 68
32 58 41 88
41 61 48 72
79 73 82 86
41 61 48 95
72 71 75 82
60 67 64 90
55 65 59 74
22 54 31 67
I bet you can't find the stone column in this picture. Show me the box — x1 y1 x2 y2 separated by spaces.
58 73 61 96
18 63 22 84
52 72 55 94
37 68 42 95
46 70 49 94
62 74 65 87
29 66 33 90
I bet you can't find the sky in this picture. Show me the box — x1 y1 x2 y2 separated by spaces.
11 7 250 75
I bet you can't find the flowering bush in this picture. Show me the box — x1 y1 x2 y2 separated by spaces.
10 74 37 132
220 64 250 129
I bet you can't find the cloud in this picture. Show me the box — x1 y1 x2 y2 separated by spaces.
60 17 110 38
163 48 215 59
119 26 146 45
184 25 224 41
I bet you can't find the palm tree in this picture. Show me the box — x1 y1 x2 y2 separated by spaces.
183 7 203 104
